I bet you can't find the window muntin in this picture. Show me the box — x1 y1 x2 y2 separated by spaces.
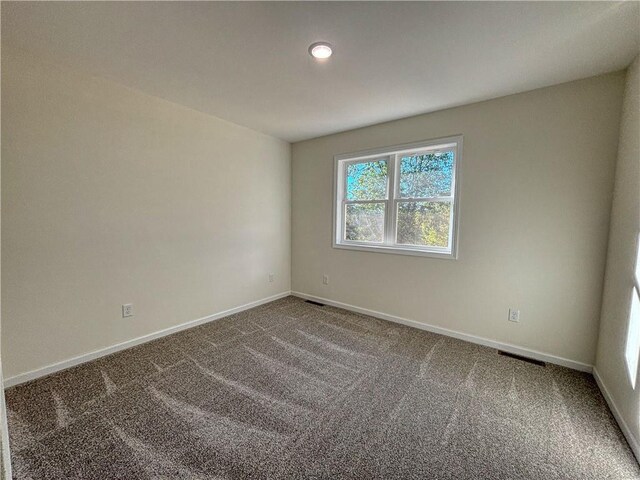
334 136 461 258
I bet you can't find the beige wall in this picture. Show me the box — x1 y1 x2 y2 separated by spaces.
292 72 625 367
595 55 640 450
1 50 291 379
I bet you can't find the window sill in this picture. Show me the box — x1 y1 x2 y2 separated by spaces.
333 242 457 259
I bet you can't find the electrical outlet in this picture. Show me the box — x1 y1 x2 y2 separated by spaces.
122 304 134 318
508 308 520 323
268 273 275 283
323 275 329 285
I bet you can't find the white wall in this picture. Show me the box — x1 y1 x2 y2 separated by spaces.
1 49 291 380
292 72 625 367
595 55 640 454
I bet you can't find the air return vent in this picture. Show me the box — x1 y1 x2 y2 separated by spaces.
305 300 325 307
498 350 546 367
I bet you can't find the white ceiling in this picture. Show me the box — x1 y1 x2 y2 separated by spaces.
3 1 639 142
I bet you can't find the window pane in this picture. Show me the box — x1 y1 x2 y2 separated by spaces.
625 288 640 388
397 201 451 248
399 151 454 198
345 203 385 243
346 160 388 200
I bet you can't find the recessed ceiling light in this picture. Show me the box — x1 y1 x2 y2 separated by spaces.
309 42 333 60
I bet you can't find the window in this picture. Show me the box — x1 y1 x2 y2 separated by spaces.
625 234 640 388
333 136 461 258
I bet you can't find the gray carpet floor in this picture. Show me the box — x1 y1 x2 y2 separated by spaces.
6 296 640 479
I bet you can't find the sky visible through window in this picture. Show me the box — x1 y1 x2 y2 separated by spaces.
346 160 388 200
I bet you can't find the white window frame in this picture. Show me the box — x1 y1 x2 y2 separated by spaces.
333 135 462 259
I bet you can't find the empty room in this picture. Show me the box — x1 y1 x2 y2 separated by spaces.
1 1 640 478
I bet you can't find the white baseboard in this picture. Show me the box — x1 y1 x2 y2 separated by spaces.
4 291 292 389
4 289 593 384
593 367 640 462
0 362 12 480
292 291 593 373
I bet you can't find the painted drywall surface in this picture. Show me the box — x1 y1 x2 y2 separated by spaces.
1 50 291 379
292 72 625 366
596 56 640 443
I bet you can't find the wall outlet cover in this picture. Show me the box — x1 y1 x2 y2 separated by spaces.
122 304 134 318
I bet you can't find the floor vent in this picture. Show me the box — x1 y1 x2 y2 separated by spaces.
498 350 546 367
305 300 325 307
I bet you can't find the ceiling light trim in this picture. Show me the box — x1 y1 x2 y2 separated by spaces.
309 42 333 60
